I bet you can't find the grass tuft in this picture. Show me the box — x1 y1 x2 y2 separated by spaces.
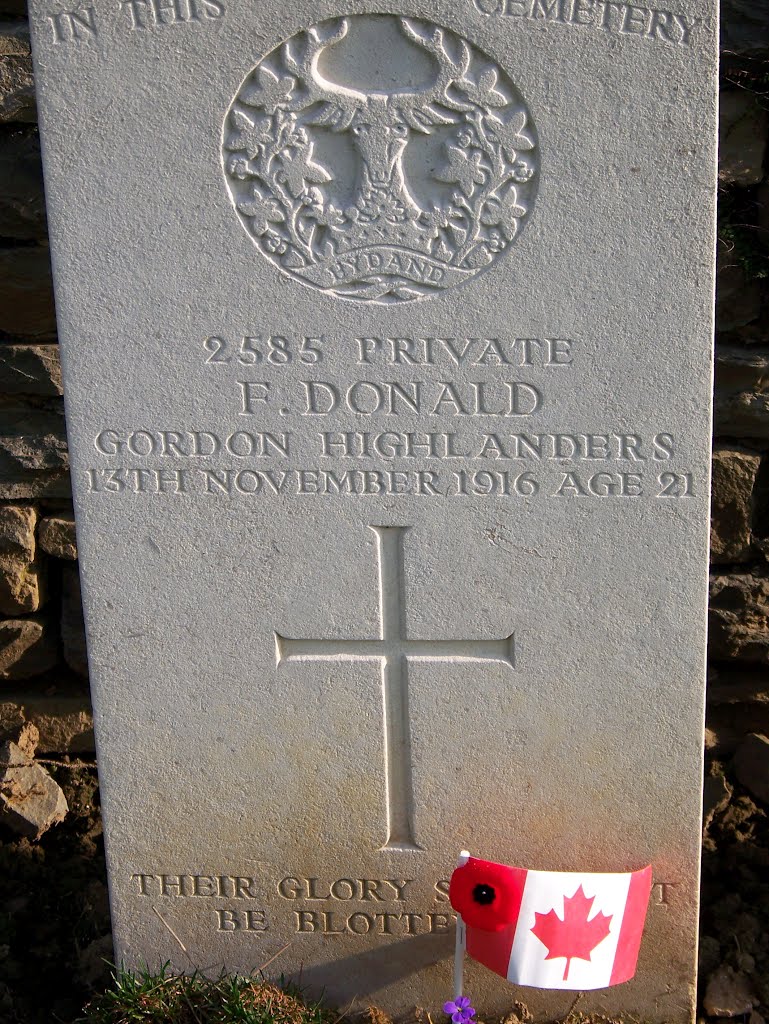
77 966 657 1024
78 965 341 1024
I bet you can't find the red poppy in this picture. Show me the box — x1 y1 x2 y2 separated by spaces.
449 857 522 932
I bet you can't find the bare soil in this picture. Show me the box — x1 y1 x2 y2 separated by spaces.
0 761 110 1024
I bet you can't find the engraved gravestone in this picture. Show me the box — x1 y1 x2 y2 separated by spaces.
27 2 716 1021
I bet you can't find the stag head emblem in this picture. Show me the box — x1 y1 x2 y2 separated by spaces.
223 15 539 303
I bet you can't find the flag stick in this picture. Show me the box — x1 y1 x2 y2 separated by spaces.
454 850 470 1000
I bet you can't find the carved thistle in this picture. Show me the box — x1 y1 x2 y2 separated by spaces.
222 15 539 303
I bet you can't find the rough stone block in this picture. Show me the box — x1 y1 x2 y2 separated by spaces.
721 0 769 60
0 615 56 678
703 966 758 1018
14 718 36 756
717 346 769 394
0 399 70 499
719 91 769 187
710 446 761 564
702 773 733 830
0 472 70 501
38 512 77 559
706 702 769 756
0 691 93 752
733 732 769 805
0 344 61 396
0 246 56 339
0 126 45 238
0 411 68 468
0 735 68 838
0 474 70 501
76 934 114 990
714 348 769 440
758 180 769 250
710 574 769 664
707 665 769 706
716 241 761 333
0 23 34 123
61 564 87 676
0 503 41 613
0 0 27 17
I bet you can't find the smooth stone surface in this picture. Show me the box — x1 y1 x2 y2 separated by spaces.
27 1 717 1020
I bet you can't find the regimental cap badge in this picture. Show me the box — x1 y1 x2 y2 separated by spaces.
222 14 539 303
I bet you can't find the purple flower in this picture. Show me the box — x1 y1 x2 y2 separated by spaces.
443 996 476 1024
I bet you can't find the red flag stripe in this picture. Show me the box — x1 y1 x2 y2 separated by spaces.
609 865 653 986
467 921 517 979
464 865 527 978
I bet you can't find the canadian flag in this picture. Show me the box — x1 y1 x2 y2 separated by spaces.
449 857 652 991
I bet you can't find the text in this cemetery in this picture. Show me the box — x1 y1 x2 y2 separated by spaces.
44 0 703 47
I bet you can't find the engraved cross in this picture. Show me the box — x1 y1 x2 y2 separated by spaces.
275 527 515 852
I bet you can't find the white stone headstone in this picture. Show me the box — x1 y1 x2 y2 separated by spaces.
27 1 717 1019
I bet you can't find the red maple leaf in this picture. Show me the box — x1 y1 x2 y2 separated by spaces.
530 886 613 981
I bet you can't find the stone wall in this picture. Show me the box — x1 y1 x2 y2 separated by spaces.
0 0 95 770
0 3 767 800
708 5 769 785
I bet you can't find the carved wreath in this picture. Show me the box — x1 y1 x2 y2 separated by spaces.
223 16 539 303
